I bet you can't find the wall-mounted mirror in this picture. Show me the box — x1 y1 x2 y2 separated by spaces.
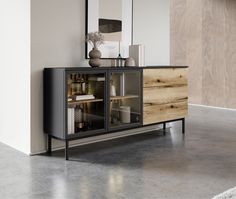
86 0 133 59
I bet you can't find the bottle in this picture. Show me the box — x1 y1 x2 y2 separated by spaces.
75 105 84 131
77 74 83 95
71 74 82 96
115 53 123 67
67 74 73 97
81 74 86 95
110 80 116 96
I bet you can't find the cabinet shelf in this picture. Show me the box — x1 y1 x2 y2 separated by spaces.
68 98 104 106
110 95 139 100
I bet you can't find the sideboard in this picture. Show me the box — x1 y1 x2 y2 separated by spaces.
44 66 188 160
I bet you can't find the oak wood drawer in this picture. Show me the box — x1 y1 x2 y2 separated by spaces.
143 68 188 125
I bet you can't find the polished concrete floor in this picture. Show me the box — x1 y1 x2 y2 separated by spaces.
0 106 236 199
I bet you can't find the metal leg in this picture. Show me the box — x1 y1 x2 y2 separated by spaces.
65 140 69 160
163 122 166 135
47 135 52 155
182 118 185 134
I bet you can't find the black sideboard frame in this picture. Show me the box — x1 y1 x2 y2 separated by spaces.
44 67 186 160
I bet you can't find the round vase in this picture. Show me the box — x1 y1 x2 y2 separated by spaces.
125 57 136 67
89 47 102 67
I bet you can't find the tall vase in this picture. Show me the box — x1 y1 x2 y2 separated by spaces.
89 47 102 67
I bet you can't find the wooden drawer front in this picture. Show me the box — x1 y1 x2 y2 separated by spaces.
144 100 188 125
143 68 188 125
143 68 187 88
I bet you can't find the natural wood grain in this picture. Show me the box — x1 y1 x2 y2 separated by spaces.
144 68 187 88
110 95 139 100
144 86 188 105
186 0 203 104
143 100 188 125
202 0 226 107
143 68 188 125
171 0 236 109
225 0 236 108
170 0 187 66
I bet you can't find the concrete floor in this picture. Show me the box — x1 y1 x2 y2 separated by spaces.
0 106 236 199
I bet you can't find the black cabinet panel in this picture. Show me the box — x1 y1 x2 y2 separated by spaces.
44 69 66 139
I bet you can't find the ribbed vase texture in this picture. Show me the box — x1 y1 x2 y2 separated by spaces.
89 48 102 67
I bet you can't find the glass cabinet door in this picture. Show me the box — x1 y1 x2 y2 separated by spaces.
109 70 142 130
66 71 106 136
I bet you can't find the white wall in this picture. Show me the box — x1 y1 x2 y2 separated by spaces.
133 0 170 65
31 0 86 154
0 0 31 154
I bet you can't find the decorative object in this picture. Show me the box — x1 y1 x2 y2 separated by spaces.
75 105 84 131
88 48 102 67
115 53 123 67
86 32 104 67
125 57 135 66
120 106 131 123
110 80 116 97
115 42 124 67
71 74 87 95
129 44 145 66
86 0 133 59
120 73 125 96
212 187 236 199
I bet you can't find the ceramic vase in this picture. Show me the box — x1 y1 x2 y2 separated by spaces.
125 57 136 66
89 47 102 67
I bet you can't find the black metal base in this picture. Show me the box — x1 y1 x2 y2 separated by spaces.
47 135 52 155
47 135 69 160
162 118 185 135
163 122 166 135
46 118 186 160
65 140 69 160
182 118 185 134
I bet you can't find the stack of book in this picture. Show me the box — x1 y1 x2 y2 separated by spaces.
67 108 75 134
75 94 95 101
88 77 105 82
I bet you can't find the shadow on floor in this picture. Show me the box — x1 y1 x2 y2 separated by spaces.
42 129 182 168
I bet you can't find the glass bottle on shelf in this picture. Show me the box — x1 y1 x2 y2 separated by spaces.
115 53 123 67
71 74 88 96
110 80 116 97
75 105 84 131
81 74 86 95
67 74 73 98
83 104 88 129
71 74 81 96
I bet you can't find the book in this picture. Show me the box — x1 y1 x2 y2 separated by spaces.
88 77 105 81
68 108 71 134
75 95 95 101
67 108 75 134
71 108 75 134
129 44 145 66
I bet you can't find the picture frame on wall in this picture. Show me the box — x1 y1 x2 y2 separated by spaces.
85 0 133 59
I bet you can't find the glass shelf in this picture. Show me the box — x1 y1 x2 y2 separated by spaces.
68 98 104 106
67 72 106 135
109 71 142 130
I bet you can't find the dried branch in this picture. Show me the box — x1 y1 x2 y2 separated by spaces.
86 31 104 48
